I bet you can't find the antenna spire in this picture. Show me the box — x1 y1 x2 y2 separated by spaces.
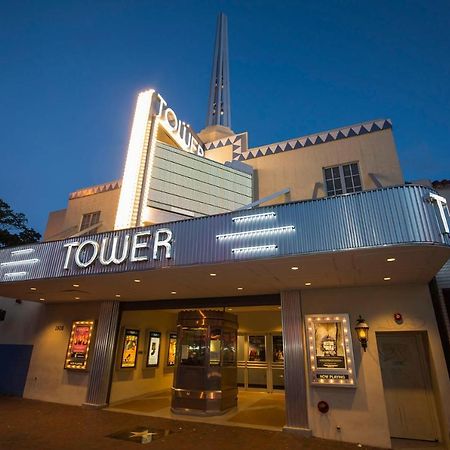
206 13 231 129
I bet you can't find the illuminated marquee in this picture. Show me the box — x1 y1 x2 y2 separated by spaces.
114 89 206 230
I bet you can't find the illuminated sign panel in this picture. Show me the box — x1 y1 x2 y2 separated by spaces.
115 90 206 230
64 320 95 370
120 329 140 369
305 314 356 387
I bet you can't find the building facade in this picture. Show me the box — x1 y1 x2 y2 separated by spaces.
1 14 450 450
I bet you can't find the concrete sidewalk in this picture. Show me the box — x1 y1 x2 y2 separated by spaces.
0 396 380 450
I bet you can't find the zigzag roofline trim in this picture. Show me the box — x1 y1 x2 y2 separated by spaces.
237 118 392 161
69 179 122 200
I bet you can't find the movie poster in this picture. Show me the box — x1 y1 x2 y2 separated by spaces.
64 320 95 370
146 331 161 367
120 329 140 368
272 335 284 363
167 333 177 366
305 314 356 387
314 321 346 369
248 335 266 361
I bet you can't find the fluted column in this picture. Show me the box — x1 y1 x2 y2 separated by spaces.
280 290 311 436
84 300 120 408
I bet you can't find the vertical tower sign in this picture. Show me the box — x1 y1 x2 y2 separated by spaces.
114 91 206 230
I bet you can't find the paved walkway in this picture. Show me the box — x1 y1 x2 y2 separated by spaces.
0 396 382 450
109 390 286 431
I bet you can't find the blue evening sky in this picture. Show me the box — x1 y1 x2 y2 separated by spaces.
1 0 449 234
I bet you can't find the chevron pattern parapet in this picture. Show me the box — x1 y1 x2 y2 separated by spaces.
205 132 248 160
233 119 392 162
69 180 122 200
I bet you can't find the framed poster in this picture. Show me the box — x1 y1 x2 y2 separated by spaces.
272 335 284 363
146 331 161 367
167 332 177 366
305 314 356 387
64 320 95 370
120 329 140 369
248 335 266 361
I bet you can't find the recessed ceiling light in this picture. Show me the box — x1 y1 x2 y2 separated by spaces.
171 291 177 295
386 258 396 262
73 284 80 288
75 297 80 300
30 287 36 291
305 282 312 286
134 279 141 283
383 277 391 281
39 298 45 301
291 266 299 270
237 287 243 290
210 273 217 277
115 294 121 298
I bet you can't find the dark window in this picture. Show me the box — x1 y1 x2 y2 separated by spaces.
79 211 101 232
324 163 362 196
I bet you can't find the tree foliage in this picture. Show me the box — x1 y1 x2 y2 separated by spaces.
0 199 41 248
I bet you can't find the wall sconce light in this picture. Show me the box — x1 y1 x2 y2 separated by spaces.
355 315 369 352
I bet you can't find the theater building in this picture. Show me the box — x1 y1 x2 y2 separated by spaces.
1 14 450 450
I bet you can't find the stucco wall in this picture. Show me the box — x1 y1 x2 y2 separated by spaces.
109 310 178 404
23 301 100 405
44 187 121 240
302 284 450 448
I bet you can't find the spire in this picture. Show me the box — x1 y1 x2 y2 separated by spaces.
206 13 231 128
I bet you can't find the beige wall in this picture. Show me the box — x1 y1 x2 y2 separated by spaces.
23 301 100 405
237 310 282 333
205 144 233 164
252 130 403 203
302 284 450 448
109 310 178 404
44 187 121 240
207 129 404 205
43 209 66 241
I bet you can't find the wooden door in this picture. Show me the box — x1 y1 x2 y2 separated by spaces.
377 332 440 441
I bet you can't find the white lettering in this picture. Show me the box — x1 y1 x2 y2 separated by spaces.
153 228 173 260
63 242 79 269
162 107 178 133
74 240 100 268
156 93 167 117
99 235 130 265
63 228 173 270
130 231 152 262
153 92 205 157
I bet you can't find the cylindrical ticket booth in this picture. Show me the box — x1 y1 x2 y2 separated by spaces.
171 310 238 415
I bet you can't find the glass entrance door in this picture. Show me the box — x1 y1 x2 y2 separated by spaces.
237 333 285 392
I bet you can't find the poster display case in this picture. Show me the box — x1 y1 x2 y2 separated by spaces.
272 335 284 363
305 314 356 387
146 331 161 367
167 332 177 366
120 328 140 369
248 335 266 361
64 320 95 370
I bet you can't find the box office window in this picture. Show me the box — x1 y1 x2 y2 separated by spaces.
180 328 206 366
324 163 362 196
80 211 101 232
